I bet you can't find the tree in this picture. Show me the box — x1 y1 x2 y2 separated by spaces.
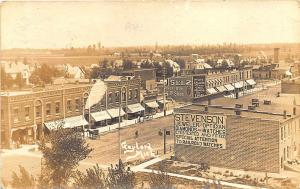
106 160 135 189
73 164 106 189
149 161 172 189
122 59 134 70
29 71 41 86
15 73 26 89
174 58 186 69
39 126 93 188
140 60 153 69
11 165 35 189
1 68 14 90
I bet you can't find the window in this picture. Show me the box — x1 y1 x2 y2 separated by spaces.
13 108 19 123
36 105 41 118
83 97 88 106
46 103 51 116
115 91 120 102
67 100 72 112
25 106 30 121
108 92 112 103
75 98 80 112
281 127 284 140
135 89 138 98
122 90 126 101
129 90 132 100
55 102 60 114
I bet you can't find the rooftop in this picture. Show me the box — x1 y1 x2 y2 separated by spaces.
181 84 300 122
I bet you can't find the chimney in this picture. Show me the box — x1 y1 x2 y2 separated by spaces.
293 107 296 115
274 48 280 63
204 106 209 112
283 110 287 119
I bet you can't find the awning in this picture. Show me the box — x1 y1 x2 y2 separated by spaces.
224 84 235 91
107 108 125 118
207 88 218 94
158 99 172 104
44 115 88 130
91 111 111 122
246 79 256 86
233 81 244 88
145 101 159 108
127 103 145 113
216 86 227 92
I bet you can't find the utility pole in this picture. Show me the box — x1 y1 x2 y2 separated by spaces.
163 65 166 116
163 128 167 154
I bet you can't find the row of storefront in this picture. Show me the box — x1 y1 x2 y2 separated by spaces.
206 79 257 95
43 100 173 131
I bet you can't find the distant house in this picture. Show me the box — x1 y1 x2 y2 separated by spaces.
164 59 180 74
64 64 85 79
1 60 31 85
185 59 212 70
216 59 234 68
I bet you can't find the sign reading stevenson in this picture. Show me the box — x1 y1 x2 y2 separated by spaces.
174 113 226 149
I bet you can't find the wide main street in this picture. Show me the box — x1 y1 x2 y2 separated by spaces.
1 115 174 182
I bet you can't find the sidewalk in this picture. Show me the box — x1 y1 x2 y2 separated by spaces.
92 109 174 135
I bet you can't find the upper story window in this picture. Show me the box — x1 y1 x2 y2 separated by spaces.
67 100 72 112
13 108 19 123
129 90 133 100
122 90 126 101
55 102 60 114
36 105 41 118
108 92 112 103
75 98 80 112
115 91 120 102
46 103 51 116
25 106 30 121
135 89 138 99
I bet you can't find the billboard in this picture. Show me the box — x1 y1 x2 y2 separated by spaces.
174 113 226 149
167 77 193 98
193 75 206 98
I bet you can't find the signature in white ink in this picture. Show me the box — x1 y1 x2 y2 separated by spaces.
121 141 157 161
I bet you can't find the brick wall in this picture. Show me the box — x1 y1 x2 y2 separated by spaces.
174 109 281 173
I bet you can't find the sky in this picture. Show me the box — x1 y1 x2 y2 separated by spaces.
1 0 300 49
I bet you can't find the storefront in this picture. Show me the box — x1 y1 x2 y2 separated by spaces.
91 110 111 128
246 79 256 89
215 85 227 93
224 84 235 94
107 108 126 124
11 126 36 147
126 103 145 120
144 101 160 115
44 115 88 131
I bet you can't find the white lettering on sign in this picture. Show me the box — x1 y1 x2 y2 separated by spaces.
121 141 157 161
174 113 227 149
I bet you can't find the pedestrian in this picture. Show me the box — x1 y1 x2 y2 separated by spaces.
135 130 139 138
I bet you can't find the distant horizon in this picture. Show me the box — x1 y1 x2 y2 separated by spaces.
2 42 300 51
1 0 300 49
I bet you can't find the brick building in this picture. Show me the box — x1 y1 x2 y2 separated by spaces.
0 77 142 149
166 68 254 102
174 101 300 173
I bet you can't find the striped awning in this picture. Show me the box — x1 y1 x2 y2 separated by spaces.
207 88 218 95
224 84 235 91
216 86 227 92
